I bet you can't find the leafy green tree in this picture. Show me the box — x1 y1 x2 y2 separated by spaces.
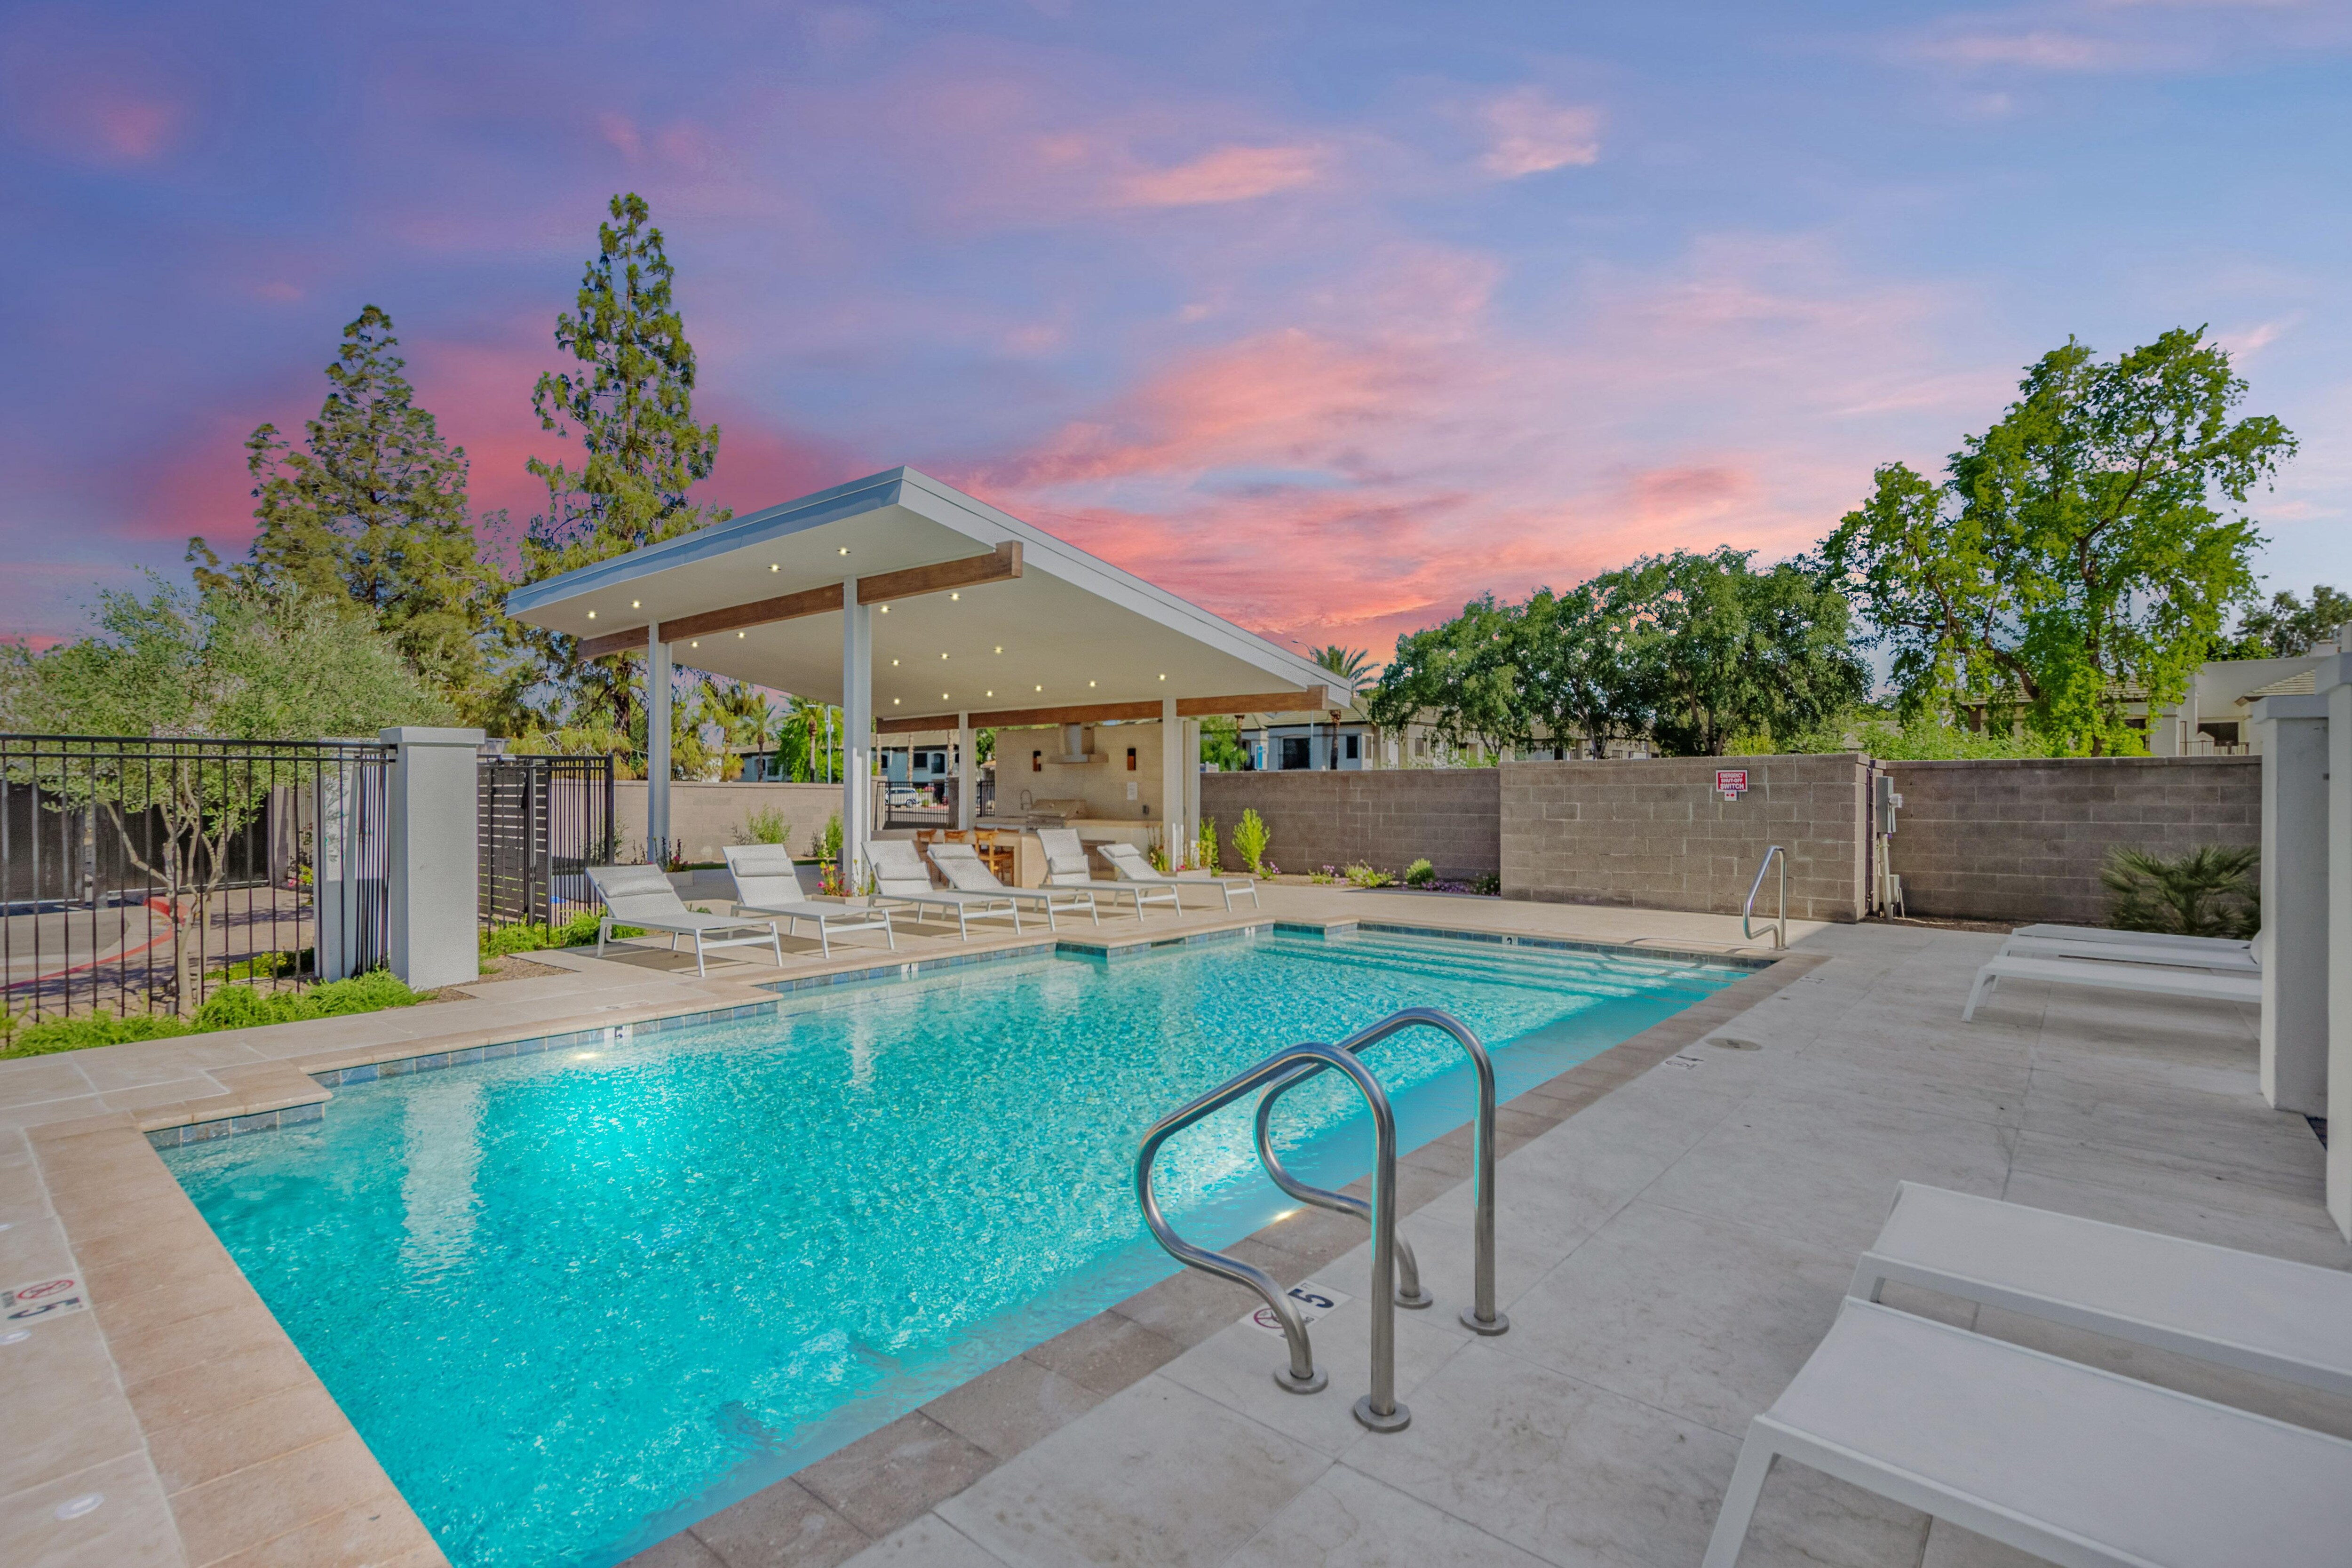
1825 329 2294 754
512 192 731 762
1609 549 1869 757
1515 580 1638 759
2225 584 2350 659
188 306 496 710
2102 844 2259 939
1367 594 1529 757
0 579 447 1011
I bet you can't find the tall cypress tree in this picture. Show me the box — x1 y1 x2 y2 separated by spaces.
190 306 493 704
516 192 729 756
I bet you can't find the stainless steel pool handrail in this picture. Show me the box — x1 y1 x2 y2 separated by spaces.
1252 1007 1509 1336
1136 1040 1411 1432
1743 844 1787 949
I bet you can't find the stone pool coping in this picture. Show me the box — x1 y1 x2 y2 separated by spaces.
9 909 1808 1568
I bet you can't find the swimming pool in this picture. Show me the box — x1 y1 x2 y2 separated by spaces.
163 926 1742 1567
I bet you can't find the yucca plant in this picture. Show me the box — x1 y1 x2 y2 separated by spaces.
2101 844 2260 939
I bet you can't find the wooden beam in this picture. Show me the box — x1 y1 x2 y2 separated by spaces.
855 541 1022 605
576 626 653 661
876 686 1333 733
615 542 1025 649
658 581 844 645
1174 686 1333 718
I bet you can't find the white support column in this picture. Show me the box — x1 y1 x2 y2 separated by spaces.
2321 654 2352 1238
841 580 873 889
956 711 975 830
1161 697 1185 868
646 629 672 862
382 726 484 993
2252 693 2328 1118
1184 718 1202 868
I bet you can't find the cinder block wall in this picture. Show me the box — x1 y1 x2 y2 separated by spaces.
1883 756 2261 924
1500 756 1870 921
1196 770 1501 880
616 781 847 863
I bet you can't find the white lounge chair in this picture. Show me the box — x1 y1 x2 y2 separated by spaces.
2010 923 2253 955
862 840 1020 940
1961 952 2261 1021
586 863 781 977
1098 840 1260 911
1997 933 2260 971
1852 1182 2352 1396
926 842 1098 930
1034 828 1180 920
1702 1298 2352 1568
721 844 896 958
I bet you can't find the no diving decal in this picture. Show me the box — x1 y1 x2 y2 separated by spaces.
1246 1281 1352 1337
4 1276 90 1327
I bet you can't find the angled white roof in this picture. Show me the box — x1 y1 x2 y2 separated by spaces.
505 467 1332 718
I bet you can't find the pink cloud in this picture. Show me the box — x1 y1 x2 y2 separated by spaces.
1114 144 1328 207
1478 91 1602 178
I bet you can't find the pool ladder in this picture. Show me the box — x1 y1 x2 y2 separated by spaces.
1134 1007 1507 1435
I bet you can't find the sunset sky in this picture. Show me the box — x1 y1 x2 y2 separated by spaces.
5 0 2349 659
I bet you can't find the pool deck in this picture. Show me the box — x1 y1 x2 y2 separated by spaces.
3 887 2339 1567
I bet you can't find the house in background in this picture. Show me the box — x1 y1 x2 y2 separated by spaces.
2142 623 2350 756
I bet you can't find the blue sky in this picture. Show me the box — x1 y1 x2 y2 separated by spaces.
3 0 2347 653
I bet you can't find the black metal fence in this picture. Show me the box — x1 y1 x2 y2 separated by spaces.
1 734 392 1030
478 754 616 931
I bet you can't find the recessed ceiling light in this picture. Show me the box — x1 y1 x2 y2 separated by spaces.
951 592 960 601
1158 673 1166 680
893 698 900 705
587 611 596 620
880 605 889 613
691 640 699 648
986 690 993 697
1035 685 1043 692
940 652 948 660
1089 680 1097 688
839 547 849 556
941 692 949 700
993 645 1002 654
631 600 640 609
737 631 745 638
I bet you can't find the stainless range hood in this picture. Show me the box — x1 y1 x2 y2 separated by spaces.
1051 723 1103 764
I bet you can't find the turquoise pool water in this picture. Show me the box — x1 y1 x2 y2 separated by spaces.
164 927 1740 1567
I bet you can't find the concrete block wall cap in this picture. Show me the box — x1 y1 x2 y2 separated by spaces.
377 724 489 745
2250 693 2330 721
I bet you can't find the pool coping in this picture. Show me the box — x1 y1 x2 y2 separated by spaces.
16 911 1811 1568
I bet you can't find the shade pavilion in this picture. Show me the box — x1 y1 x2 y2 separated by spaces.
505 467 1335 881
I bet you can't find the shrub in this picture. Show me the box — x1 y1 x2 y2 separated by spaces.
1470 872 1502 896
807 812 844 865
738 805 791 846
481 912 644 959
1343 862 1394 889
194 971 423 1032
2 1011 194 1059
1403 858 1436 888
1197 817 1219 873
2102 844 2259 939
1233 809 1271 876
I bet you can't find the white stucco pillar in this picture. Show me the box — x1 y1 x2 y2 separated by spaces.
2252 693 2329 1118
841 580 872 888
2320 655 2352 1238
956 711 975 830
1160 697 1185 868
1184 718 1201 868
646 629 672 862
383 726 483 993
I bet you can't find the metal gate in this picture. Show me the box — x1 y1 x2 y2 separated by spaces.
477 755 616 931
1 733 391 1029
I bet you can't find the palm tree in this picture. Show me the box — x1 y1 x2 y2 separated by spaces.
1310 645 1371 771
